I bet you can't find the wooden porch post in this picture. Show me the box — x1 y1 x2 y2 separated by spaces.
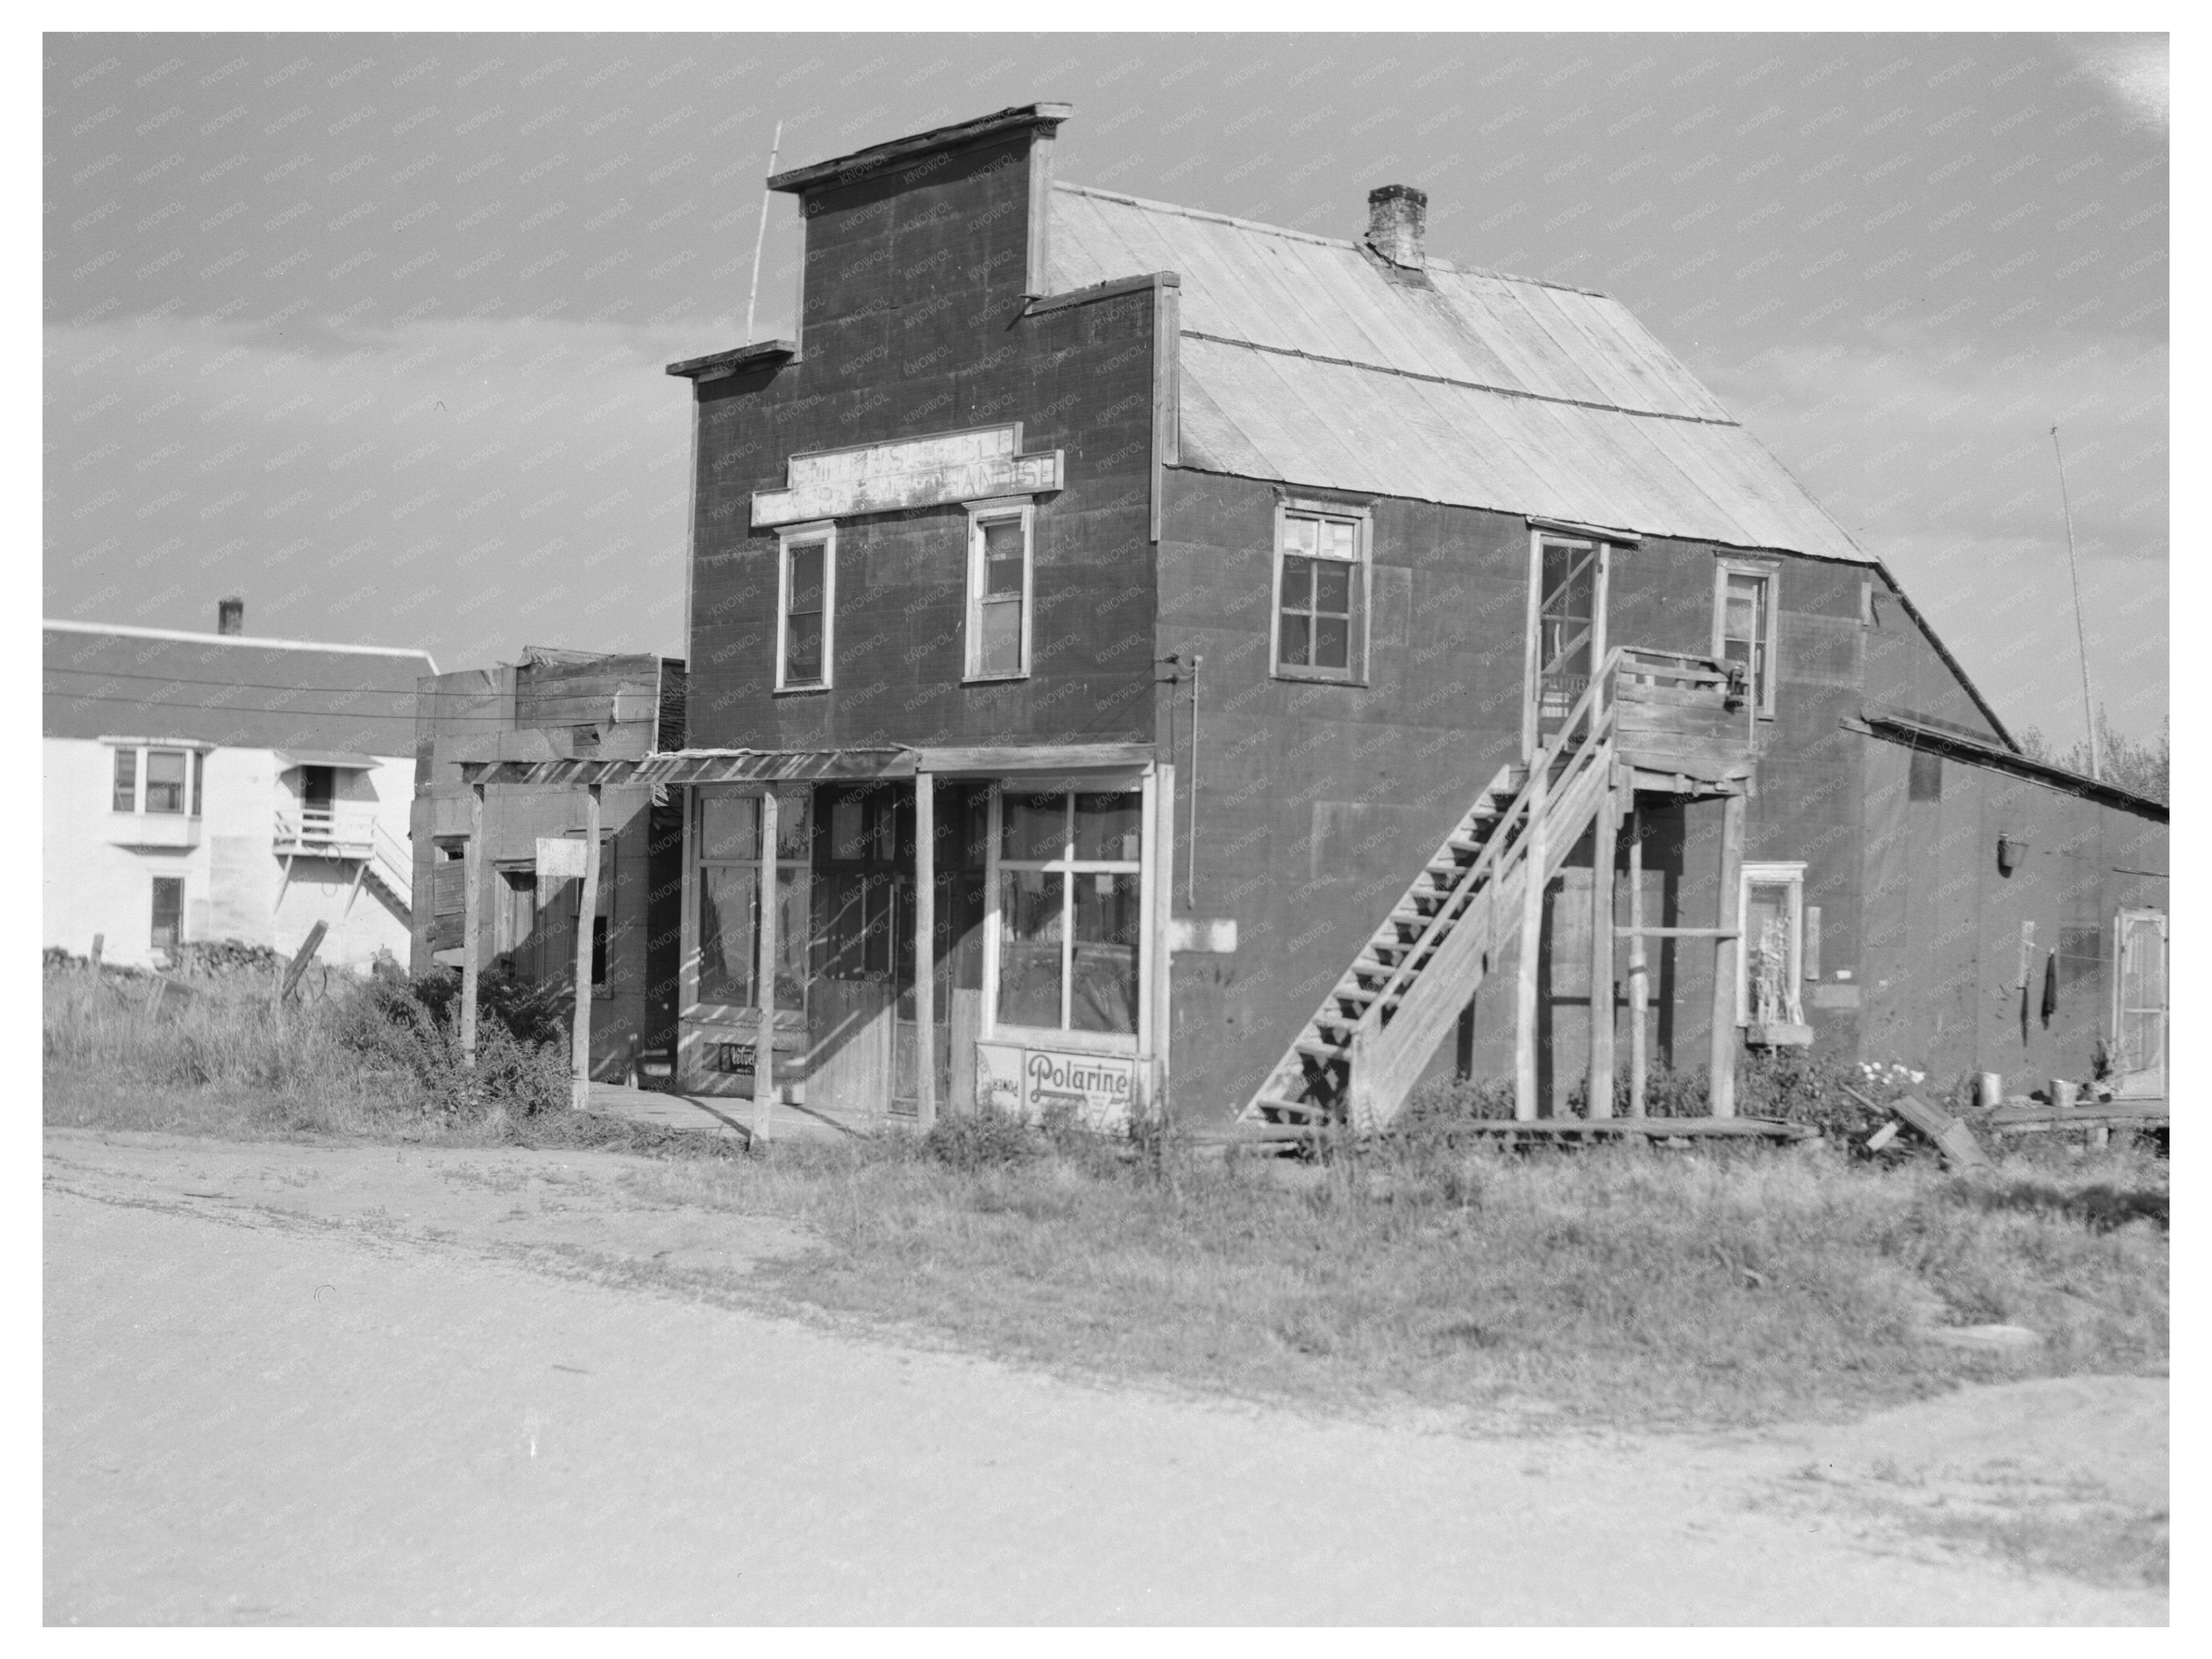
1587 772 1617 1118
914 769 936 1132
1627 803 1647 1118
1707 788 1745 1117
461 783 484 1068
755 787 778 1147
1514 760 1548 1121
570 783 601 1112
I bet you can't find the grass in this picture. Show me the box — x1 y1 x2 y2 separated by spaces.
609 1129 2167 1425
42 962 2169 1428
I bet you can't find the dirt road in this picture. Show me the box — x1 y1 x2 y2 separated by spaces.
45 1131 2166 1624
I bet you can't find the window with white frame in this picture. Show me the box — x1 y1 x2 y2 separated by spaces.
775 524 835 691
1738 860 1806 1027
995 790 1144 1039
1715 561 1778 717
108 742 205 816
965 500 1033 680
1272 500 1371 683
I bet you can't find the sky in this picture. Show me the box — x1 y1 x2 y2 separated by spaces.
43 31 2168 748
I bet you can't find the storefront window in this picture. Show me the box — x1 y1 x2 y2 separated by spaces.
995 790 1141 1036
693 788 809 1010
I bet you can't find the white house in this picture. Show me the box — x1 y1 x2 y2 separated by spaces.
42 605 436 971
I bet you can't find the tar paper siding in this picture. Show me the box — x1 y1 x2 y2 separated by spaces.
686 152 1160 754
1859 739 2167 1087
1155 473 1533 1121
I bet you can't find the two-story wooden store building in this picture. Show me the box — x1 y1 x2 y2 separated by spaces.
466 104 2167 1131
411 648 687 1083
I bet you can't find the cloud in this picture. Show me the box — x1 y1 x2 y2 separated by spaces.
2073 35 2169 134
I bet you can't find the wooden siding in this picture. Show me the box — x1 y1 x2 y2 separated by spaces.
686 143 1159 754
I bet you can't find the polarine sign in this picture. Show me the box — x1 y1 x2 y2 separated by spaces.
752 423 1064 527
975 1041 1136 1131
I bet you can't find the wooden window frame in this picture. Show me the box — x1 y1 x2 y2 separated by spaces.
1269 497 1373 686
1713 558 1780 720
982 778 1149 1056
149 874 184 955
962 497 1036 683
684 785 811 1019
1737 859 1806 1026
106 740 211 818
774 521 837 693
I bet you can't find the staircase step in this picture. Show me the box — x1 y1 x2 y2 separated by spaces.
1256 1094 1329 1121
1294 1039 1347 1062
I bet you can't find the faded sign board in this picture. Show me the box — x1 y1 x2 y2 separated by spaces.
535 836 589 880
753 423 1063 527
975 1041 1136 1131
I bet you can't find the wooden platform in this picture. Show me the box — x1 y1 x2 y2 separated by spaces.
583 1081 874 1146
1984 1099 2169 1135
1205 1116 1816 1147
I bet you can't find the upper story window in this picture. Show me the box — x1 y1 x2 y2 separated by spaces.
1715 561 1778 717
1272 500 1371 684
776 524 835 692
965 500 1034 682
109 743 205 816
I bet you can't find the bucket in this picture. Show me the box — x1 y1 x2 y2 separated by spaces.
1977 1072 2003 1109
2049 1079 2079 1110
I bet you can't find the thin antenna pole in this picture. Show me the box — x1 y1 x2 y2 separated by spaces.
2050 425 2102 780
744 121 783 344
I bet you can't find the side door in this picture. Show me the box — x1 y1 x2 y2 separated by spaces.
2110 909 2167 1098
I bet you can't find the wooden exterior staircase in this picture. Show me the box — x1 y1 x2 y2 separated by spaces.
1239 647 1753 1133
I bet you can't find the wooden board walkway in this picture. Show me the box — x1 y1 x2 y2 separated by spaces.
583 1081 873 1146
1199 1116 1816 1148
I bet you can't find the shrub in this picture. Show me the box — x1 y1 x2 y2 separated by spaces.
922 1106 1040 1171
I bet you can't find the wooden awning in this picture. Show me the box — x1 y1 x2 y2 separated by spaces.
459 741 1154 789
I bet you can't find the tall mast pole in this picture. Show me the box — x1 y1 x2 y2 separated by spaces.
744 121 783 344
2050 425 2101 781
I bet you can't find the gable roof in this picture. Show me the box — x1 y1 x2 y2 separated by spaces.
1047 183 1871 564
42 620 436 754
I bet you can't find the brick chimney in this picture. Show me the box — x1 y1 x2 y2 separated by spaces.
217 597 244 636
1365 184 1428 271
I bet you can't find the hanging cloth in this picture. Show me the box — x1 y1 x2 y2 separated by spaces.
2041 948 2059 1028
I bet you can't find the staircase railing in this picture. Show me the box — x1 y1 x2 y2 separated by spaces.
369 819 414 907
1342 649 1626 1129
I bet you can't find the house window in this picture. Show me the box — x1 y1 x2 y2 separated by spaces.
149 876 184 955
776 523 835 691
1272 502 1370 683
965 500 1033 681
693 788 810 1009
144 749 189 815
112 748 136 813
191 751 204 818
1715 562 1778 716
995 790 1143 1038
1738 860 1806 1027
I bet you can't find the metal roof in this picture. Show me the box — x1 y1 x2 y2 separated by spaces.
1048 184 1871 563
43 623 434 754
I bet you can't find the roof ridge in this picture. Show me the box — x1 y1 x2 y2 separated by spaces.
1051 180 1611 298
1179 330 1742 427
44 618 437 668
